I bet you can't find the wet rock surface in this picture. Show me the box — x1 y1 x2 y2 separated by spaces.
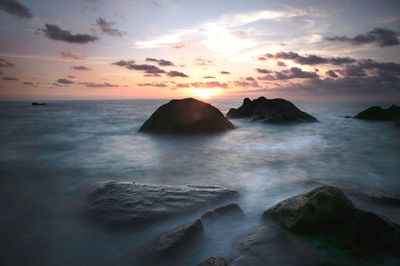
86 181 238 228
139 98 234 133
197 256 228 266
354 105 400 121
227 97 318 123
201 203 244 222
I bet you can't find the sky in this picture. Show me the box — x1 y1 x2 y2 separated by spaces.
0 0 399 100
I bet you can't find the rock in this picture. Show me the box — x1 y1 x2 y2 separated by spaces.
139 98 234 133
227 97 317 123
231 225 328 266
354 105 400 121
32 102 46 106
86 181 238 228
263 186 400 256
264 186 355 233
344 115 352 118
201 203 245 221
197 257 228 266
152 219 204 257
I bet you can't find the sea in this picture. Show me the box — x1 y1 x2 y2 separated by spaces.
0 99 399 266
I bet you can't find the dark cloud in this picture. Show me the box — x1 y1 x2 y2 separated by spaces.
325 70 338 78
57 78 74 84
256 68 272 74
41 24 98 44
195 57 213 66
264 52 356 66
145 58 175 66
203 76 215 79
220 71 230 74
68 75 76 79
137 82 167 87
167 70 188 78
0 0 32 19
259 67 319 80
325 28 399 47
0 71 3 75
0 58 15 67
71 65 91 71
60 51 82 60
79 82 120 88
234 77 260 87
2 76 18 81
144 73 162 77
277 61 286 67
112 60 166 74
96 17 124 37
335 59 400 81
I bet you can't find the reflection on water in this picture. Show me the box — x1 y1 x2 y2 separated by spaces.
0 99 399 265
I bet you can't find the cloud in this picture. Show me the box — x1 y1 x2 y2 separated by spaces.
335 59 400 80
79 82 120 88
174 81 228 89
277 61 286 67
60 51 82 60
195 57 213 66
167 70 188 77
137 82 167 87
203 76 215 79
57 78 74 84
220 71 230 74
145 58 175 66
262 51 356 65
259 67 319 80
325 70 338 78
2 76 18 81
234 77 260 88
0 0 33 19
256 68 272 74
41 24 98 44
71 65 91 71
172 44 186 49
0 58 15 67
325 28 399 47
112 60 166 74
96 17 124 37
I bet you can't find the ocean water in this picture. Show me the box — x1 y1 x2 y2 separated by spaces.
0 99 399 266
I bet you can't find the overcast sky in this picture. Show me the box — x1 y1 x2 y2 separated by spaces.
0 0 399 100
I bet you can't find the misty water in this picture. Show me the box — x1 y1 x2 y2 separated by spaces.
0 99 399 266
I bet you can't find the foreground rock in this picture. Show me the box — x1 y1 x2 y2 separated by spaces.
152 219 204 257
87 182 238 228
201 203 245 221
139 98 234 133
263 186 400 255
198 257 228 266
354 105 400 121
227 97 318 123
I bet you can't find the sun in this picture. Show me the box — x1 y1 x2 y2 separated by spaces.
194 88 216 99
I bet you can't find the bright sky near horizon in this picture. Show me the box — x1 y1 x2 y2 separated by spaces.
0 0 399 100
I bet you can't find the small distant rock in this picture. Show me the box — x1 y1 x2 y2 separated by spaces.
152 219 204 257
198 256 228 266
354 105 400 121
344 115 352 118
139 98 234 133
32 102 46 106
201 203 245 221
227 97 318 123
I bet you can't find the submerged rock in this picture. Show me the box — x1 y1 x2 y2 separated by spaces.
86 181 238 228
32 102 46 106
201 203 245 221
152 219 204 257
139 98 234 133
263 186 400 256
198 256 228 266
354 105 400 121
227 97 318 123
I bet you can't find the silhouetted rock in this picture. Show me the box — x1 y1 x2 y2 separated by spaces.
354 105 400 121
264 186 355 233
227 97 317 123
344 115 352 118
152 219 204 257
201 203 244 221
198 256 228 266
32 102 46 106
86 182 238 228
263 186 400 255
139 98 234 133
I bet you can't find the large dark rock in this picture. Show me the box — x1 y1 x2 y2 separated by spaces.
139 98 234 133
197 257 228 266
152 219 204 257
354 105 400 121
86 182 238 228
201 203 245 221
263 186 400 256
227 97 317 123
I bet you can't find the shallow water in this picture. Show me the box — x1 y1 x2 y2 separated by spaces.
0 99 399 265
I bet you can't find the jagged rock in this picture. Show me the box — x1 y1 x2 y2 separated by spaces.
227 97 317 123
354 105 400 121
197 256 228 266
152 219 204 257
139 98 234 133
201 203 244 221
86 181 238 228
